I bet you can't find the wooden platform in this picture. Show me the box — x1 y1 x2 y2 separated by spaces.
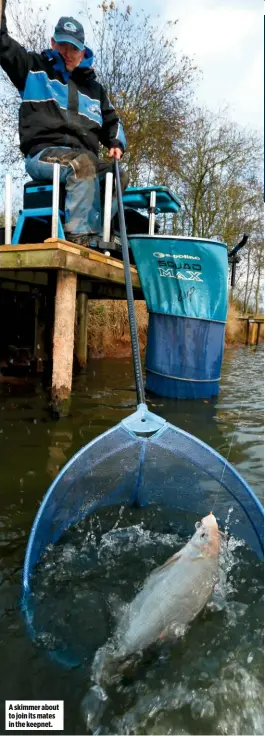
0 238 143 415
0 238 142 299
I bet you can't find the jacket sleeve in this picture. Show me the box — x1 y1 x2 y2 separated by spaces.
99 86 127 153
0 0 33 93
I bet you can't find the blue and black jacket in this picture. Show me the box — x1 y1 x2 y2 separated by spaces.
0 2 126 159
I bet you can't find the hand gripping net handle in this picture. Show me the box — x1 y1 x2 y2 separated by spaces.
114 159 145 406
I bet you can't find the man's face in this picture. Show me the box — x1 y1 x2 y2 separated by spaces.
51 39 85 71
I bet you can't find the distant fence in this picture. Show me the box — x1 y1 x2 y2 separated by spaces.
237 316 264 345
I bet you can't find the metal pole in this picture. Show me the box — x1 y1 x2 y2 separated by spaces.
5 174 12 245
103 171 113 243
51 163 60 239
114 159 145 405
148 190 156 235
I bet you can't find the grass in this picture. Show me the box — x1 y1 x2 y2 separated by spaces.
225 303 246 344
87 300 148 357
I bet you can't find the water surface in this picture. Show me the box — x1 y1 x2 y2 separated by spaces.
0 345 263 734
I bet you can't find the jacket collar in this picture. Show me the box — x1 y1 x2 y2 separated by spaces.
44 47 94 82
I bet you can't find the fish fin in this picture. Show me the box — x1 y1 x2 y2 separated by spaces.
150 550 182 576
158 628 169 641
107 592 126 623
80 684 108 734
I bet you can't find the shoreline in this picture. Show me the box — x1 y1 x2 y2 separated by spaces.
86 301 263 359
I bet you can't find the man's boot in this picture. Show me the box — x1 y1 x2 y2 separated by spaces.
66 233 101 248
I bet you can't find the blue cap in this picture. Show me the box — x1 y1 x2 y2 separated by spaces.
54 17 85 51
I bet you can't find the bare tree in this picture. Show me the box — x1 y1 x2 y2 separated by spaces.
154 108 261 239
151 107 263 312
0 0 52 207
81 1 197 182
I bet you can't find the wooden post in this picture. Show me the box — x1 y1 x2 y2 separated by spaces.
34 296 46 372
245 318 250 345
256 321 261 345
43 272 56 384
248 320 258 346
51 270 77 416
76 292 88 368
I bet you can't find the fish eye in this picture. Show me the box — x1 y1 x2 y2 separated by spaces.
201 532 206 538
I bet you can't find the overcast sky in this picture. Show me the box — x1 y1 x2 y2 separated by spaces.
163 0 263 131
44 0 263 132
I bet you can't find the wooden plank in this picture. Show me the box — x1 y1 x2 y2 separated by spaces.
88 250 126 270
44 237 125 266
45 237 78 245
0 243 140 287
0 269 48 285
0 241 80 256
237 315 264 323
46 237 132 272
77 279 93 294
0 280 32 293
63 250 140 287
78 279 124 298
0 248 62 270
77 279 143 300
0 242 61 252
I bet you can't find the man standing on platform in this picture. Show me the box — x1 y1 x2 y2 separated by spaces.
0 1 127 246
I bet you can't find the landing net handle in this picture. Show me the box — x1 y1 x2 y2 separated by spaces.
114 159 145 405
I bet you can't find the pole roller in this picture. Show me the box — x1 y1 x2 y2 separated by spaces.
103 172 113 243
5 173 12 245
148 190 156 235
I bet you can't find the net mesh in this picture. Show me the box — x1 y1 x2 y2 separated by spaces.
23 425 143 587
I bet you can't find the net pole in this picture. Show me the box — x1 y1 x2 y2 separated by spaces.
114 159 145 405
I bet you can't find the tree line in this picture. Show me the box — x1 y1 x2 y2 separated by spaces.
0 0 263 313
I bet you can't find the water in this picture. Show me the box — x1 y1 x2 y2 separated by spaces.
31 506 263 735
0 345 263 735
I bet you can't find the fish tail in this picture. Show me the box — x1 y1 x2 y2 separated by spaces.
92 641 119 686
80 684 108 734
81 643 120 731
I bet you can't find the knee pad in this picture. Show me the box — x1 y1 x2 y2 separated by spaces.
71 152 97 179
